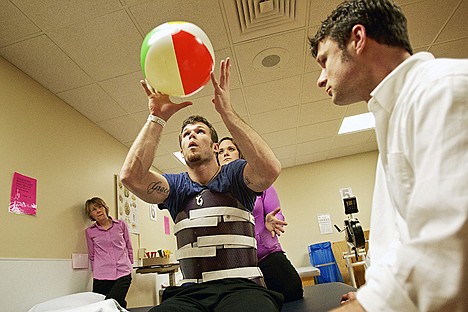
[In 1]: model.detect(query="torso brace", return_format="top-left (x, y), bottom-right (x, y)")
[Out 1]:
top-left (174, 189), bottom-right (264, 286)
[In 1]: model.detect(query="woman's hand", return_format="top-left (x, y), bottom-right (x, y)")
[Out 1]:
top-left (265, 207), bottom-right (288, 237)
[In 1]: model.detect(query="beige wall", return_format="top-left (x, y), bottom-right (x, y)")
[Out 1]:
top-left (0, 55), bottom-right (379, 310)
top-left (0, 56), bottom-right (176, 310)
top-left (274, 151), bottom-right (378, 268)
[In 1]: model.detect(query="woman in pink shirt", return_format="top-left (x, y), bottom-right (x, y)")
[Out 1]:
top-left (217, 138), bottom-right (303, 302)
top-left (85, 197), bottom-right (133, 308)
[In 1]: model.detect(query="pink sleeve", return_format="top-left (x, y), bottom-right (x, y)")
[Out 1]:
top-left (262, 186), bottom-right (284, 221)
top-left (85, 228), bottom-right (94, 270)
top-left (121, 221), bottom-right (134, 264)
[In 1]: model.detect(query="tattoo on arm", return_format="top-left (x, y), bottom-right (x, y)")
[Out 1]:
top-left (147, 181), bottom-right (169, 195)
top-left (244, 175), bottom-right (252, 186)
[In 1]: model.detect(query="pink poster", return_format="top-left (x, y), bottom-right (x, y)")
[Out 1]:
top-left (9, 172), bottom-right (37, 215)
top-left (164, 216), bottom-right (170, 235)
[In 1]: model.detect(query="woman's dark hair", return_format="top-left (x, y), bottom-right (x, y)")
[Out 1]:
top-left (217, 137), bottom-right (244, 165)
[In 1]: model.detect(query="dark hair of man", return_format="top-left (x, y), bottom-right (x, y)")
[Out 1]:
top-left (179, 115), bottom-right (219, 146)
top-left (309, 0), bottom-right (413, 58)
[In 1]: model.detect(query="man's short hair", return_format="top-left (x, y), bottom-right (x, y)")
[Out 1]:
top-left (179, 115), bottom-right (219, 146)
top-left (309, 0), bottom-right (413, 58)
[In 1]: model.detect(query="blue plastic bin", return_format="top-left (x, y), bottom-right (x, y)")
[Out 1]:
top-left (308, 241), bottom-right (343, 284)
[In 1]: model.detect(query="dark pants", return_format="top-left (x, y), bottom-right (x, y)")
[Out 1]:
top-left (93, 273), bottom-right (132, 308)
top-left (149, 278), bottom-right (283, 312)
top-left (259, 251), bottom-right (304, 302)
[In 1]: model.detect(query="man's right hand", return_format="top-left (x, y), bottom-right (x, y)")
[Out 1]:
top-left (141, 79), bottom-right (192, 121)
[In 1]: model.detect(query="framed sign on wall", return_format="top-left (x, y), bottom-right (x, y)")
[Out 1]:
top-left (115, 175), bottom-right (139, 234)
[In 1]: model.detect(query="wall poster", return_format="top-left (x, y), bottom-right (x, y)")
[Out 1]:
top-left (115, 175), bottom-right (139, 234)
top-left (9, 172), bottom-right (37, 215)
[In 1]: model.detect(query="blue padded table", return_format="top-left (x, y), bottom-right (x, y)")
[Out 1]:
top-left (128, 282), bottom-right (356, 312)
top-left (282, 282), bottom-right (356, 312)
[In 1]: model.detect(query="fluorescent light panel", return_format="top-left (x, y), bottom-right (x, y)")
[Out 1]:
top-left (173, 151), bottom-right (186, 165)
top-left (338, 112), bottom-right (375, 134)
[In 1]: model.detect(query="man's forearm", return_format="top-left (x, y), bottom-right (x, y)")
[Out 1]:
top-left (220, 110), bottom-right (281, 188)
top-left (120, 119), bottom-right (164, 200)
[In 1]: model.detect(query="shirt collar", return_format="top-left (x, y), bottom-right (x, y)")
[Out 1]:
top-left (369, 52), bottom-right (435, 113)
top-left (90, 216), bottom-right (117, 229)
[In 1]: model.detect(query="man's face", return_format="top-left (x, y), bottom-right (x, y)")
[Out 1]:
top-left (180, 122), bottom-right (216, 165)
top-left (218, 140), bottom-right (240, 165)
top-left (315, 38), bottom-right (363, 105)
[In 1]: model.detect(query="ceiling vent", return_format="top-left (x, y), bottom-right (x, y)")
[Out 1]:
top-left (222, 0), bottom-right (306, 43)
top-left (236, 0), bottom-right (297, 33)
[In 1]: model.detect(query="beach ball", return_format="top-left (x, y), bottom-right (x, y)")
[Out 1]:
top-left (140, 21), bottom-right (215, 97)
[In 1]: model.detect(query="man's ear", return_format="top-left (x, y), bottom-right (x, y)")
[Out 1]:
top-left (213, 143), bottom-right (219, 154)
top-left (351, 24), bottom-right (367, 55)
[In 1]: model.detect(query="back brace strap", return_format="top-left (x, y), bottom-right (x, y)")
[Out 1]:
top-left (174, 205), bottom-right (260, 282)
top-left (174, 206), bottom-right (255, 234)
top-left (179, 266), bottom-right (263, 284)
top-left (176, 234), bottom-right (257, 260)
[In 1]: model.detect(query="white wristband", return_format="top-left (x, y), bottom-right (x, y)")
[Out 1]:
top-left (147, 115), bottom-right (166, 127)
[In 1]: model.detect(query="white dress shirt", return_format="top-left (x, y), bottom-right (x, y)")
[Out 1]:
top-left (357, 52), bottom-right (468, 311)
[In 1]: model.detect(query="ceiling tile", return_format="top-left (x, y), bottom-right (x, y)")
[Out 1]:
top-left (0, 35), bottom-right (93, 93)
top-left (250, 106), bottom-right (299, 134)
top-left (0, 1), bottom-right (41, 47)
top-left (153, 153), bottom-right (184, 172)
top-left (159, 131), bottom-right (184, 155)
top-left (48, 10), bottom-right (142, 81)
top-left (402, 0), bottom-right (461, 49)
top-left (97, 114), bottom-right (142, 143)
top-left (333, 131), bottom-right (373, 148)
top-left (99, 71), bottom-right (148, 114)
top-left (279, 157), bottom-right (297, 169)
top-left (296, 137), bottom-right (334, 156)
top-left (3, 0), bottom-right (464, 173)
top-left (300, 99), bottom-right (346, 126)
top-left (297, 119), bottom-right (341, 143)
top-left (244, 75), bottom-right (302, 115)
top-left (429, 37), bottom-right (468, 59)
top-left (305, 27), bottom-right (321, 73)
top-left (57, 84), bottom-right (127, 123)
top-left (302, 71), bottom-right (330, 104)
top-left (130, 0), bottom-right (230, 50)
top-left (436, 0), bottom-right (468, 42)
top-left (272, 145), bottom-right (297, 160)
top-left (11, 0), bottom-right (122, 30)
top-left (362, 141), bottom-right (379, 153)
top-left (345, 101), bottom-right (369, 116)
top-left (234, 30), bottom-right (306, 86)
top-left (308, 0), bottom-right (343, 27)
top-left (261, 129), bottom-right (298, 149)
top-left (328, 144), bottom-right (365, 160)
top-left (295, 151), bottom-right (329, 165)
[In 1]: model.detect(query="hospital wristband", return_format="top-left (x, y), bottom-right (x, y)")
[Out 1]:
top-left (147, 114), bottom-right (166, 128)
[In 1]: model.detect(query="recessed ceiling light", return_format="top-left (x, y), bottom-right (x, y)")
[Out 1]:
top-left (262, 54), bottom-right (281, 67)
top-left (253, 47), bottom-right (289, 72)
top-left (173, 151), bottom-right (186, 165)
top-left (338, 112), bottom-right (375, 134)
